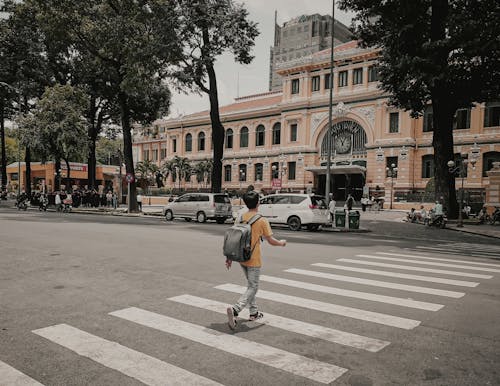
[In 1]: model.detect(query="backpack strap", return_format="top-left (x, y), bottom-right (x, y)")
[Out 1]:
top-left (246, 213), bottom-right (262, 226)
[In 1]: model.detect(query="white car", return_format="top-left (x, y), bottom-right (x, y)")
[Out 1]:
top-left (236, 193), bottom-right (328, 231)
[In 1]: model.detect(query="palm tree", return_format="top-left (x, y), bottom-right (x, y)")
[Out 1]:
top-left (162, 155), bottom-right (191, 192)
top-left (135, 159), bottom-right (159, 198)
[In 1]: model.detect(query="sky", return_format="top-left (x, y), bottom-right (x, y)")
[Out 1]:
top-left (169, 0), bottom-right (355, 118)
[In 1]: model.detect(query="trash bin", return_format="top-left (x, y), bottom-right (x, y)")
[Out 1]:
top-left (348, 210), bottom-right (360, 229)
top-left (335, 210), bottom-right (346, 227)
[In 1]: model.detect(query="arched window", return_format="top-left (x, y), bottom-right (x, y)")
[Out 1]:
top-left (256, 125), bottom-right (265, 147)
top-left (240, 127), bottom-right (249, 148)
top-left (484, 102), bottom-right (500, 128)
top-left (198, 132), bottom-right (205, 151)
top-left (224, 165), bottom-right (232, 182)
top-left (185, 133), bottom-right (192, 152)
top-left (239, 164), bottom-right (247, 182)
top-left (254, 163), bottom-right (263, 181)
top-left (225, 128), bottom-right (233, 149)
top-left (272, 122), bottom-right (281, 145)
top-left (483, 151), bottom-right (500, 177)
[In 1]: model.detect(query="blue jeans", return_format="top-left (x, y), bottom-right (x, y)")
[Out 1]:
top-left (233, 265), bottom-right (260, 315)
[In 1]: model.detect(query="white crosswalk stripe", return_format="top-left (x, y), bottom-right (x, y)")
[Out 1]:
top-left (0, 360), bottom-right (44, 386)
top-left (339, 258), bottom-right (493, 279)
top-left (33, 324), bottom-right (222, 386)
top-left (311, 263), bottom-right (479, 287)
top-left (110, 307), bottom-right (347, 384)
top-left (378, 252), bottom-right (500, 267)
top-left (260, 274), bottom-right (444, 310)
top-left (168, 294), bottom-right (390, 352)
top-left (356, 254), bottom-right (500, 273)
top-left (215, 283), bottom-right (421, 330)
top-left (415, 245), bottom-right (500, 259)
top-left (286, 268), bottom-right (467, 297)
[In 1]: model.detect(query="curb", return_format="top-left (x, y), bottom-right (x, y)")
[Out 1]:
top-left (445, 226), bottom-right (500, 240)
top-left (322, 227), bottom-right (371, 233)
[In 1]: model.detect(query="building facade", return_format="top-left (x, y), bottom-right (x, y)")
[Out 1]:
top-left (269, 13), bottom-right (352, 91)
top-left (133, 41), bottom-right (500, 207)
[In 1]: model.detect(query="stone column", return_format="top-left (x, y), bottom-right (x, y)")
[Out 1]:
top-left (486, 162), bottom-right (500, 207)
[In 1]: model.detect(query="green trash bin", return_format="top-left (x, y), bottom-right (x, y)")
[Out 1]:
top-left (335, 210), bottom-right (346, 227)
top-left (348, 211), bottom-right (360, 229)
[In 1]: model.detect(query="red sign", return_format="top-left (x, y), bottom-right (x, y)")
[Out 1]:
top-left (272, 178), bottom-right (282, 188)
top-left (126, 173), bottom-right (134, 183)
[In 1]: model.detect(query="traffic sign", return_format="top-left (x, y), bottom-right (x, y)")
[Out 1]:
top-left (125, 173), bottom-right (134, 183)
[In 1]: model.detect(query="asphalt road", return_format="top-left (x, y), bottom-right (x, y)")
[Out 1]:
top-left (1, 207), bottom-right (500, 386)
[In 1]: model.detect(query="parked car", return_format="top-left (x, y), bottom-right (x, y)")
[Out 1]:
top-left (236, 193), bottom-right (328, 231)
top-left (163, 193), bottom-right (232, 223)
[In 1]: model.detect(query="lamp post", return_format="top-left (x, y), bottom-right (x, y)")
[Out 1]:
top-left (325, 0), bottom-right (335, 206)
top-left (448, 155), bottom-right (475, 228)
top-left (386, 163), bottom-right (398, 210)
top-left (239, 168), bottom-right (245, 204)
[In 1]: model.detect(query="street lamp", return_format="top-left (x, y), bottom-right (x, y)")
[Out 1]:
top-left (448, 155), bottom-right (476, 228)
top-left (386, 163), bottom-right (398, 210)
top-left (239, 168), bottom-right (245, 204)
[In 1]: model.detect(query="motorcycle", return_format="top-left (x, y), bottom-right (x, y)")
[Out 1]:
top-left (426, 211), bottom-right (447, 228)
top-left (38, 195), bottom-right (49, 211)
top-left (15, 196), bottom-right (28, 211)
top-left (62, 197), bottom-right (72, 213)
top-left (488, 207), bottom-right (500, 225)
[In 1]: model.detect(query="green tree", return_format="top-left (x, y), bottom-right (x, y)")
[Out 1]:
top-left (21, 84), bottom-right (88, 192)
top-left (35, 0), bottom-right (181, 211)
top-left (172, 0), bottom-right (258, 193)
top-left (0, 0), bottom-right (51, 194)
top-left (96, 137), bottom-right (123, 166)
top-left (162, 155), bottom-right (191, 192)
top-left (193, 158), bottom-right (213, 189)
top-left (339, 0), bottom-right (500, 217)
top-left (135, 159), bottom-right (160, 194)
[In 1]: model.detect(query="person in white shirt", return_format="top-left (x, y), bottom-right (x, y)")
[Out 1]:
top-left (328, 195), bottom-right (336, 227)
top-left (136, 193), bottom-right (143, 211)
top-left (55, 192), bottom-right (62, 212)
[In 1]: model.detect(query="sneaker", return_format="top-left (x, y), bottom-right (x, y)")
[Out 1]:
top-left (248, 311), bottom-right (264, 321)
top-left (227, 307), bottom-right (237, 330)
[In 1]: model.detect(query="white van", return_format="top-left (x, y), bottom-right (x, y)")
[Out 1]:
top-left (163, 193), bottom-right (232, 223)
top-left (236, 193), bottom-right (328, 231)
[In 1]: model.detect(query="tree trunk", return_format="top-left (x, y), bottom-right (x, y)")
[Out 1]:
top-left (0, 98), bottom-right (7, 192)
top-left (86, 96), bottom-right (103, 190)
top-left (25, 147), bottom-right (31, 196)
top-left (118, 91), bottom-right (137, 212)
top-left (55, 159), bottom-right (61, 191)
top-left (64, 158), bottom-right (71, 193)
top-left (430, 0), bottom-right (458, 218)
top-left (206, 62), bottom-right (224, 193)
top-left (431, 98), bottom-right (458, 217)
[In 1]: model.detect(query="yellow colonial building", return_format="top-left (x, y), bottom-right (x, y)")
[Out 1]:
top-left (132, 41), bottom-right (500, 206)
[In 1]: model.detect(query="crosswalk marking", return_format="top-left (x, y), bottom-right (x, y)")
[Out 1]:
top-left (311, 263), bottom-right (478, 288)
top-left (415, 246), bottom-right (500, 258)
top-left (340, 259), bottom-right (493, 279)
top-left (32, 324), bottom-right (222, 386)
top-left (168, 294), bottom-right (390, 353)
top-left (285, 268), bottom-right (466, 298)
top-left (356, 254), bottom-right (500, 273)
top-left (110, 307), bottom-right (347, 384)
top-left (378, 252), bottom-right (500, 267)
top-left (260, 275), bottom-right (444, 311)
top-left (215, 284), bottom-right (421, 330)
top-left (0, 360), bottom-right (44, 386)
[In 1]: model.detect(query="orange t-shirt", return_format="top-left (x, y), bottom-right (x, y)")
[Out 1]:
top-left (240, 211), bottom-right (273, 268)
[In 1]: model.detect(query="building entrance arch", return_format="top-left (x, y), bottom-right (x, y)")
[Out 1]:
top-left (313, 120), bottom-right (368, 201)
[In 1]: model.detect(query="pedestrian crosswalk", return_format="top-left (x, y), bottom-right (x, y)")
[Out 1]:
top-left (3, 248), bottom-right (500, 385)
top-left (412, 242), bottom-right (500, 259)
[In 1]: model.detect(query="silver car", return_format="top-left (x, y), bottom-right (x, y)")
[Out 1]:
top-left (163, 193), bottom-right (232, 224)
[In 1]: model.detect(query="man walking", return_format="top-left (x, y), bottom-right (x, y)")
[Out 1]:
top-left (226, 190), bottom-right (286, 330)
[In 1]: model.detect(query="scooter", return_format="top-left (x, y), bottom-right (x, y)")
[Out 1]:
top-left (16, 197), bottom-right (28, 211)
top-left (489, 207), bottom-right (500, 225)
top-left (426, 211), bottom-right (447, 228)
top-left (38, 195), bottom-right (48, 211)
top-left (62, 197), bottom-right (72, 213)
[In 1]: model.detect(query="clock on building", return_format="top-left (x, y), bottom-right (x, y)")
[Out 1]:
top-left (335, 134), bottom-right (351, 154)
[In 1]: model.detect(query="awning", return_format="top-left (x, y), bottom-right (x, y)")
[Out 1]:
top-left (305, 164), bottom-right (366, 175)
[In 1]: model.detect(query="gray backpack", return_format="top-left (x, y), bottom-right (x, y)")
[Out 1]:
top-left (223, 214), bottom-right (262, 262)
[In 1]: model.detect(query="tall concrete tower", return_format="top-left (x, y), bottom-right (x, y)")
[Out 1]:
top-left (269, 13), bottom-right (352, 91)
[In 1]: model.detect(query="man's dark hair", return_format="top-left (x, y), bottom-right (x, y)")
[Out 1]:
top-left (243, 190), bottom-right (259, 209)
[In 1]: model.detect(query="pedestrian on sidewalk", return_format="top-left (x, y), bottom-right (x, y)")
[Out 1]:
top-left (225, 190), bottom-right (286, 330)
top-left (106, 191), bottom-right (112, 207)
top-left (328, 194), bottom-right (336, 228)
top-left (112, 192), bottom-right (118, 209)
top-left (137, 192), bottom-right (143, 211)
